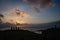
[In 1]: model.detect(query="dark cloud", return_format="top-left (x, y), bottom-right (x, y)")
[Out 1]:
top-left (38, 0), bottom-right (55, 8)
top-left (46, 2), bottom-right (55, 8)
top-left (38, 0), bottom-right (51, 6)
top-left (0, 14), bottom-right (4, 17)
top-left (23, 0), bottom-right (55, 13)
top-left (23, 0), bottom-right (36, 3)
top-left (0, 14), bottom-right (4, 20)
top-left (31, 6), bottom-right (41, 13)
top-left (0, 14), bottom-right (4, 23)
top-left (23, 0), bottom-right (55, 8)
top-left (12, 8), bottom-right (20, 15)
top-left (0, 18), bottom-right (2, 23)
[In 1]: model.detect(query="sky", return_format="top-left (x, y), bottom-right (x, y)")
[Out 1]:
top-left (0, 0), bottom-right (60, 24)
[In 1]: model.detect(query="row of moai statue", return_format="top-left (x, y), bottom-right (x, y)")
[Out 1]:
top-left (11, 27), bottom-right (21, 30)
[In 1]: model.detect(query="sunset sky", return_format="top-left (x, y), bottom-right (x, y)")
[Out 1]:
top-left (0, 0), bottom-right (60, 24)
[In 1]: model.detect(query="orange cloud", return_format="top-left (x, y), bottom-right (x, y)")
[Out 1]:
top-left (21, 12), bottom-right (29, 18)
top-left (12, 8), bottom-right (30, 17)
top-left (1, 8), bottom-right (30, 24)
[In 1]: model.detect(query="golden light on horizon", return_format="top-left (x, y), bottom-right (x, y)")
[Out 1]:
top-left (9, 19), bottom-right (27, 24)
top-left (16, 20), bottom-right (26, 24)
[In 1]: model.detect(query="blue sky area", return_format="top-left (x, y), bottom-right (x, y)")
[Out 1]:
top-left (0, 0), bottom-right (60, 24)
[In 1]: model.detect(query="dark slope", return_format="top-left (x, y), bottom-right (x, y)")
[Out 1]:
top-left (42, 28), bottom-right (60, 40)
top-left (0, 28), bottom-right (60, 40)
top-left (0, 30), bottom-right (42, 40)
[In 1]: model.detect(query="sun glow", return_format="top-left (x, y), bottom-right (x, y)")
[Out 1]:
top-left (16, 20), bottom-right (26, 24)
top-left (2, 8), bottom-right (30, 24)
top-left (9, 19), bottom-right (27, 24)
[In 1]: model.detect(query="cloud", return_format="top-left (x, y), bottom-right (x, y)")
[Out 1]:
top-left (0, 14), bottom-right (4, 22)
top-left (46, 2), bottom-right (55, 8)
top-left (12, 8), bottom-right (29, 18)
top-left (38, 0), bottom-right (51, 6)
top-left (0, 14), bottom-right (4, 18)
top-left (12, 8), bottom-right (20, 15)
top-left (0, 7), bottom-right (30, 25)
top-left (0, 14), bottom-right (4, 20)
top-left (23, 0), bottom-right (55, 13)
top-left (21, 12), bottom-right (29, 18)
top-left (38, 0), bottom-right (55, 8)
top-left (31, 5), bottom-right (41, 13)
top-left (23, 0), bottom-right (36, 3)
top-left (23, 0), bottom-right (55, 8)
top-left (9, 20), bottom-right (17, 24)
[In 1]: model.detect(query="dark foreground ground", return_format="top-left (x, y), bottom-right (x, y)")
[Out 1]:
top-left (0, 28), bottom-right (60, 40)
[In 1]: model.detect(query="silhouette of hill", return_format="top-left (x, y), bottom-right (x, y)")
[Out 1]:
top-left (42, 28), bottom-right (60, 40)
top-left (0, 30), bottom-right (42, 40)
top-left (0, 28), bottom-right (60, 40)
